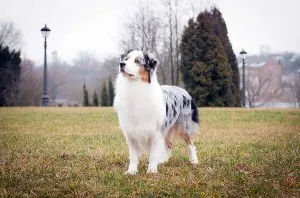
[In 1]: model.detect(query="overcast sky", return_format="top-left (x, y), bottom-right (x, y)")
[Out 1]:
top-left (1, 0), bottom-right (300, 65)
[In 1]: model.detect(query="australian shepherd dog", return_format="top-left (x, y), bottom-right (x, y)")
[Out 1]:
top-left (114, 50), bottom-right (199, 174)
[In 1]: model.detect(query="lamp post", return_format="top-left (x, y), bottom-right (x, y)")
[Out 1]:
top-left (41, 24), bottom-right (51, 106)
top-left (239, 49), bottom-right (247, 108)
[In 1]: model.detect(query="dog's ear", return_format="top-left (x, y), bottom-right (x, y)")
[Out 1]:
top-left (143, 51), bottom-right (158, 83)
top-left (143, 51), bottom-right (158, 70)
top-left (149, 58), bottom-right (158, 70)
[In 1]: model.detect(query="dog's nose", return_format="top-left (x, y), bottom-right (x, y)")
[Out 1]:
top-left (120, 62), bottom-right (126, 68)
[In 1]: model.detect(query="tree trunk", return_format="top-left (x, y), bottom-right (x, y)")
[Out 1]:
top-left (168, 0), bottom-right (174, 85)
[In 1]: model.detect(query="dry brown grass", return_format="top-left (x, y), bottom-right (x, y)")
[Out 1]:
top-left (0, 107), bottom-right (299, 197)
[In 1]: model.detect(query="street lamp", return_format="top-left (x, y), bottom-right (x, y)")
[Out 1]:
top-left (41, 24), bottom-right (51, 106)
top-left (239, 49), bottom-right (247, 108)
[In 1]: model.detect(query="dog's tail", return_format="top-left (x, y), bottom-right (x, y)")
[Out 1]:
top-left (184, 98), bottom-right (199, 137)
top-left (191, 99), bottom-right (199, 124)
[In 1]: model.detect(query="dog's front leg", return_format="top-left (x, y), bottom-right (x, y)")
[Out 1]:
top-left (147, 134), bottom-right (165, 174)
top-left (125, 137), bottom-right (139, 175)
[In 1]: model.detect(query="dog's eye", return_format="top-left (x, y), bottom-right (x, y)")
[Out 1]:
top-left (135, 59), bottom-right (141, 64)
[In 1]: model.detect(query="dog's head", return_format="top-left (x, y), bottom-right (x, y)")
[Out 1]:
top-left (119, 50), bottom-right (158, 83)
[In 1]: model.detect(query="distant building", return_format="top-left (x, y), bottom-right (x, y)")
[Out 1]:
top-left (239, 59), bottom-right (297, 108)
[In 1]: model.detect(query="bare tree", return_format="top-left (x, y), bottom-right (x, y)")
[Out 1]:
top-left (163, 0), bottom-right (175, 85)
top-left (0, 21), bottom-right (22, 50)
top-left (245, 71), bottom-right (283, 107)
top-left (158, 31), bottom-right (169, 84)
top-left (17, 59), bottom-right (42, 106)
top-left (292, 75), bottom-right (300, 108)
top-left (73, 51), bottom-right (102, 88)
top-left (174, 0), bottom-right (180, 85)
top-left (185, 0), bottom-right (208, 19)
top-left (48, 51), bottom-right (70, 102)
top-left (120, 0), bottom-right (205, 85)
top-left (100, 56), bottom-right (119, 78)
top-left (121, 1), bottom-right (174, 84)
top-left (246, 75), bottom-right (270, 107)
top-left (121, 1), bottom-right (160, 52)
top-left (73, 51), bottom-right (100, 69)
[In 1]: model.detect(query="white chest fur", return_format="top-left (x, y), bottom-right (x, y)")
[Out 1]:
top-left (114, 74), bottom-right (165, 134)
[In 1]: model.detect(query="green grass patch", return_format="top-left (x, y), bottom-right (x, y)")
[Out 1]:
top-left (0, 107), bottom-right (299, 197)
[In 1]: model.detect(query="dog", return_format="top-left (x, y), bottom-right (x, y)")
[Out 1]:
top-left (114, 50), bottom-right (199, 174)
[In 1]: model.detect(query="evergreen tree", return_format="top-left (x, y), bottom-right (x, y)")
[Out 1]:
top-left (101, 81), bottom-right (109, 107)
top-left (83, 83), bottom-right (89, 106)
top-left (181, 10), bottom-right (233, 107)
top-left (210, 7), bottom-right (241, 106)
top-left (93, 91), bottom-right (99, 106)
top-left (0, 44), bottom-right (21, 106)
top-left (108, 77), bottom-right (114, 106)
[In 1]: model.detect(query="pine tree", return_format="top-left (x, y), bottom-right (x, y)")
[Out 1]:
top-left (83, 83), bottom-right (89, 106)
top-left (210, 7), bottom-right (241, 106)
top-left (0, 44), bottom-right (21, 106)
top-left (101, 81), bottom-right (109, 107)
top-left (181, 19), bottom-right (197, 90)
top-left (108, 77), bottom-right (114, 106)
top-left (93, 91), bottom-right (99, 106)
top-left (181, 10), bottom-right (233, 107)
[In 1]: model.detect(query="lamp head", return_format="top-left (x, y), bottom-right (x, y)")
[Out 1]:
top-left (41, 24), bottom-right (51, 38)
top-left (239, 49), bottom-right (247, 59)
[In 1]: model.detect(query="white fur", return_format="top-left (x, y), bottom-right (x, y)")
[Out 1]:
top-left (188, 144), bottom-right (198, 164)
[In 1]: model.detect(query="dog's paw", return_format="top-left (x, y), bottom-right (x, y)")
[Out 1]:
top-left (190, 159), bottom-right (199, 165)
top-left (124, 169), bottom-right (138, 175)
top-left (147, 167), bottom-right (158, 174)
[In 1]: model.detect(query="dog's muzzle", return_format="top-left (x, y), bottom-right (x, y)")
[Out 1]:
top-left (119, 62), bottom-right (135, 78)
top-left (120, 62), bottom-right (126, 72)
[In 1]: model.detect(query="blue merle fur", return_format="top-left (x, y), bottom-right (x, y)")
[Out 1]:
top-left (161, 85), bottom-right (199, 136)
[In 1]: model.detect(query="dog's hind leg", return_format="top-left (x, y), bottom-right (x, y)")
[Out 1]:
top-left (165, 129), bottom-right (173, 149)
top-left (179, 128), bottom-right (199, 165)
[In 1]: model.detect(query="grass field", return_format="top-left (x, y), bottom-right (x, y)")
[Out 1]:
top-left (0, 107), bottom-right (299, 197)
